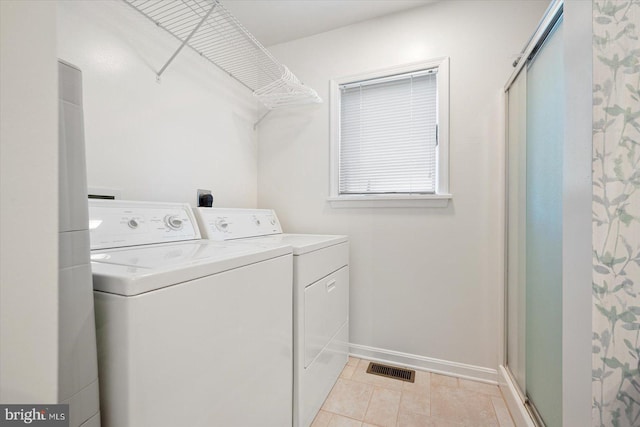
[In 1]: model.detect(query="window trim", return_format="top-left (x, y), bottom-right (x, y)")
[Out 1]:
top-left (328, 57), bottom-right (451, 208)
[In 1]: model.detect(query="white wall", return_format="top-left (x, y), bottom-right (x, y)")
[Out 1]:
top-left (258, 0), bottom-right (549, 377)
top-left (57, 1), bottom-right (259, 207)
top-left (0, 1), bottom-right (59, 403)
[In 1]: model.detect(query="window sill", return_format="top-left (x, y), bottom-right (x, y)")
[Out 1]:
top-left (327, 194), bottom-right (452, 208)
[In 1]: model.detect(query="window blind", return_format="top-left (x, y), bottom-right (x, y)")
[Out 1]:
top-left (339, 69), bottom-right (438, 194)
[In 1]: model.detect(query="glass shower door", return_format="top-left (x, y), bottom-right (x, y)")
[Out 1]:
top-left (524, 16), bottom-right (564, 427)
top-left (505, 14), bottom-right (564, 427)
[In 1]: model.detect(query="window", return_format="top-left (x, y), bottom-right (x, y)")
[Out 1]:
top-left (329, 58), bottom-right (450, 208)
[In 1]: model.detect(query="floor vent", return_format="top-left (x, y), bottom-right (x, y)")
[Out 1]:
top-left (366, 362), bottom-right (415, 383)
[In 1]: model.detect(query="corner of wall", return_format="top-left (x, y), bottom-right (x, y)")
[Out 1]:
top-left (0, 0), bottom-right (60, 403)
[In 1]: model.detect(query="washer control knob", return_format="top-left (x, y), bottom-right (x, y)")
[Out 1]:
top-left (215, 218), bottom-right (229, 232)
top-left (164, 215), bottom-right (183, 230)
top-left (253, 216), bottom-right (261, 226)
top-left (269, 216), bottom-right (276, 225)
top-left (128, 219), bottom-right (139, 229)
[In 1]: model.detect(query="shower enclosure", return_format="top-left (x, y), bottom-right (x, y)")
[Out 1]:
top-left (504, 1), bottom-right (564, 425)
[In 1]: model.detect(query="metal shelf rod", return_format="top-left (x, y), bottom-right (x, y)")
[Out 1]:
top-left (157, 1), bottom-right (217, 79)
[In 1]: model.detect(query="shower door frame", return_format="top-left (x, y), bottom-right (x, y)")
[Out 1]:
top-left (501, 1), bottom-right (592, 426)
top-left (502, 1), bottom-right (564, 426)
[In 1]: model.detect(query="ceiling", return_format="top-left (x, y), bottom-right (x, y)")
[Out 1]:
top-left (222, 0), bottom-right (436, 46)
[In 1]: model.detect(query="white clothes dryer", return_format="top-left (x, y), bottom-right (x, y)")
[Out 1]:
top-left (193, 208), bottom-right (349, 427)
top-left (88, 200), bottom-right (293, 427)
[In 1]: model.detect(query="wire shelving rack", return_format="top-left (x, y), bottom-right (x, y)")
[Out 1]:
top-left (124, 0), bottom-right (322, 113)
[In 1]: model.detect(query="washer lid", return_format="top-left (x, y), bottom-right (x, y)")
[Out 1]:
top-left (91, 240), bottom-right (292, 296)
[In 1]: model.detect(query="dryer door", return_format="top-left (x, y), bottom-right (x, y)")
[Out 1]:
top-left (304, 266), bottom-right (349, 368)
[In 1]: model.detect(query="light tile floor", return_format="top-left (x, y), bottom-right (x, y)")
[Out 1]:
top-left (312, 357), bottom-right (515, 427)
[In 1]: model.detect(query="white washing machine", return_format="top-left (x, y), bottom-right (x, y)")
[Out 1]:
top-left (193, 208), bottom-right (349, 427)
top-left (88, 200), bottom-right (293, 427)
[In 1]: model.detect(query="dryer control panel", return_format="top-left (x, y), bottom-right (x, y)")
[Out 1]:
top-left (89, 200), bottom-right (200, 250)
top-left (193, 208), bottom-right (282, 241)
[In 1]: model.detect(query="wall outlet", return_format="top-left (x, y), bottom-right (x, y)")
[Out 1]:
top-left (197, 189), bottom-right (213, 207)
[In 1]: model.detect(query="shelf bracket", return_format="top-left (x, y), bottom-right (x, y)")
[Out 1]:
top-left (156, 1), bottom-right (217, 82)
top-left (254, 110), bottom-right (272, 130)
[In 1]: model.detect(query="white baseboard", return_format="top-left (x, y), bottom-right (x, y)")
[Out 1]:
top-left (349, 343), bottom-right (498, 384)
top-left (498, 365), bottom-right (535, 427)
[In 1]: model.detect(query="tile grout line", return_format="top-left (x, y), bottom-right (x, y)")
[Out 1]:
top-left (429, 375), bottom-right (433, 418)
top-left (328, 411), bottom-right (367, 425)
top-left (394, 388), bottom-right (403, 427)
top-left (361, 380), bottom-right (376, 425)
top-left (489, 397), bottom-right (502, 426)
top-left (497, 387), bottom-right (517, 426)
top-left (490, 395), bottom-right (514, 427)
